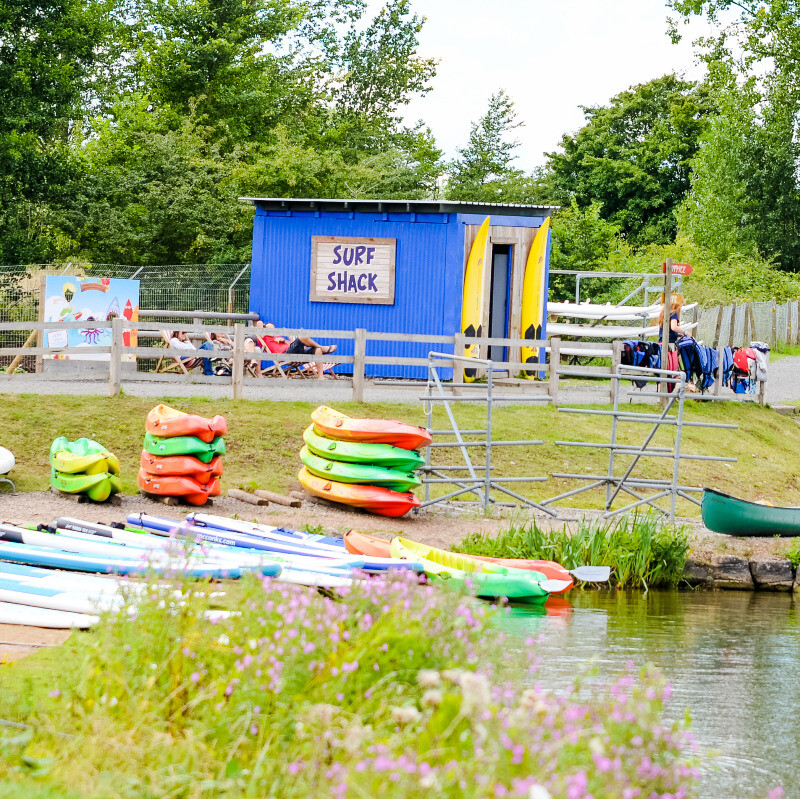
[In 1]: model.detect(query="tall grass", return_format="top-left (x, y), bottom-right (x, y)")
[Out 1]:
top-left (0, 572), bottom-right (698, 798)
top-left (455, 515), bottom-right (690, 589)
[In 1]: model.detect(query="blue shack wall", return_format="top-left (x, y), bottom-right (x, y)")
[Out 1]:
top-left (248, 207), bottom-right (548, 379)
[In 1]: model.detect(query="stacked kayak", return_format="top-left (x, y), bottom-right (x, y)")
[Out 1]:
top-left (298, 406), bottom-right (430, 517)
top-left (50, 437), bottom-right (121, 502)
top-left (139, 404), bottom-right (225, 505)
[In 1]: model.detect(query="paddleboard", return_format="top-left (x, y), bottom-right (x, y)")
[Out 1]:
top-left (0, 577), bottom-right (119, 615)
top-left (0, 601), bottom-right (98, 629)
top-left (461, 216), bottom-right (491, 381)
top-left (520, 217), bottom-right (551, 378)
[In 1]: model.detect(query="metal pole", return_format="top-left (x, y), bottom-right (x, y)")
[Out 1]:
top-left (659, 259), bottom-right (673, 402)
top-left (605, 366), bottom-right (621, 510)
top-left (485, 364), bottom-right (493, 511)
top-left (670, 379), bottom-right (686, 522)
top-left (424, 359), bottom-right (433, 504)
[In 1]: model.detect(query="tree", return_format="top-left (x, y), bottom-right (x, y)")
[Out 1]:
top-left (446, 90), bottom-right (540, 202)
top-left (544, 75), bottom-right (715, 247)
top-left (0, 0), bottom-right (109, 262)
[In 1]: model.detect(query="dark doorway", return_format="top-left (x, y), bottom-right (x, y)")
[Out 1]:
top-left (488, 245), bottom-right (511, 363)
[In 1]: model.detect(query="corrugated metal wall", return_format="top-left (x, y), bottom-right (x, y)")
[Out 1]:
top-left (248, 207), bottom-right (546, 378)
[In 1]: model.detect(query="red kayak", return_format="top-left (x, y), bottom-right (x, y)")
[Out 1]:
top-left (139, 451), bottom-right (224, 484)
top-left (298, 468), bottom-right (420, 517)
top-left (145, 404), bottom-right (227, 443)
top-left (344, 529), bottom-right (574, 592)
top-left (311, 406), bottom-right (431, 451)
top-left (137, 469), bottom-right (221, 506)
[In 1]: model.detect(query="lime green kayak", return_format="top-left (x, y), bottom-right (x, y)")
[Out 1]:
top-left (49, 436), bottom-right (120, 476)
top-left (303, 425), bottom-right (425, 471)
top-left (390, 537), bottom-right (553, 604)
top-left (50, 468), bottom-right (122, 502)
top-left (299, 445), bottom-right (421, 492)
top-left (143, 432), bottom-right (226, 462)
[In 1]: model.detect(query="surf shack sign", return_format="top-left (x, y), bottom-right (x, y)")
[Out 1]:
top-left (310, 236), bottom-right (396, 304)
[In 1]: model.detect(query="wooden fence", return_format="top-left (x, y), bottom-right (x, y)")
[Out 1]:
top-left (0, 320), bottom-right (624, 404)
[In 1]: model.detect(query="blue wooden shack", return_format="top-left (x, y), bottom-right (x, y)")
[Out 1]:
top-left (243, 197), bottom-right (555, 378)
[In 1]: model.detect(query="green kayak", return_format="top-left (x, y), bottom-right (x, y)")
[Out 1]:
top-left (390, 537), bottom-right (556, 605)
top-left (303, 425), bottom-right (425, 471)
top-left (143, 432), bottom-right (226, 462)
top-left (49, 436), bottom-right (120, 476)
top-left (51, 468), bottom-right (122, 502)
top-left (702, 487), bottom-right (800, 537)
top-left (299, 445), bottom-right (421, 492)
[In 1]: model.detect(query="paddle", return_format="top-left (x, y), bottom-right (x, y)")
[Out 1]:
top-left (569, 566), bottom-right (611, 582)
top-left (541, 579), bottom-right (573, 594)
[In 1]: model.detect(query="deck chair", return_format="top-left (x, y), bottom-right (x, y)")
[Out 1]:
top-left (293, 362), bottom-right (338, 379)
top-left (155, 331), bottom-right (202, 374)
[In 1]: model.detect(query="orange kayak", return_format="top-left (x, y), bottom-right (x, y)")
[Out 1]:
top-left (344, 530), bottom-right (574, 592)
top-left (139, 451), bottom-right (224, 484)
top-left (298, 468), bottom-right (420, 517)
top-left (145, 404), bottom-right (227, 443)
top-left (137, 469), bottom-right (221, 506)
top-left (311, 406), bottom-right (431, 451)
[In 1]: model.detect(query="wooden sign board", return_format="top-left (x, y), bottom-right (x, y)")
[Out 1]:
top-left (310, 236), bottom-right (396, 304)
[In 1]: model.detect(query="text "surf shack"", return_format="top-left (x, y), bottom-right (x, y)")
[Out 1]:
top-left (311, 236), bottom-right (396, 305)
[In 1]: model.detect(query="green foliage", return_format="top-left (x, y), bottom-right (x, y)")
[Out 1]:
top-left (785, 539), bottom-right (800, 570)
top-left (545, 75), bottom-right (716, 247)
top-left (446, 90), bottom-right (542, 203)
top-left (0, 574), bottom-right (698, 797)
top-left (455, 515), bottom-right (691, 589)
top-left (548, 200), bottom-right (628, 301)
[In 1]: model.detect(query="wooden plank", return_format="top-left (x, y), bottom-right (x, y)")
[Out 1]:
top-left (548, 337), bottom-right (561, 406)
top-left (232, 323), bottom-right (245, 400)
top-left (713, 302), bottom-right (724, 347)
top-left (4, 330), bottom-right (36, 374)
top-left (109, 318), bottom-right (122, 396)
top-left (352, 328), bottom-right (366, 402)
top-left (771, 299), bottom-right (777, 348)
top-left (366, 332), bottom-right (455, 344)
top-left (254, 490), bottom-right (301, 507)
top-left (228, 488), bottom-right (268, 505)
top-left (0, 346), bottom-right (111, 356)
top-left (0, 320), bottom-right (113, 331)
top-left (729, 301), bottom-right (737, 347)
top-left (36, 274), bottom-right (45, 374)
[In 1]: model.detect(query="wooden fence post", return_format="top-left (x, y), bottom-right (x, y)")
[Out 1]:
top-left (232, 323), bottom-right (245, 400)
top-left (729, 301), bottom-right (737, 347)
top-left (771, 299), bottom-right (777, 348)
top-left (715, 346), bottom-right (724, 396)
top-left (713, 302), bottom-right (724, 348)
top-left (453, 332), bottom-right (465, 394)
top-left (610, 340), bottom-right (622, 404)
top-left (743, 301), bottom-right (751, 345)
top-left (352, 328), bottom-right (366, 402)
top-left (549, 337), bottom-right (561, 407)
top-left (109, 318), bottom-right (122, 396)
top-left (787, 300), bottom-right (792, 346)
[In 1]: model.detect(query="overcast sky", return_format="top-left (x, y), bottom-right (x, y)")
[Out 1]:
top-left (391, 0), bottom-right (713, 170)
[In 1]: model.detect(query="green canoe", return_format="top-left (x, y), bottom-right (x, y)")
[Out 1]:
top-left (300, 446), bottom-right (421, 492)
top-left (51, 468), bottom-right (122, 502)
top-left (49, 436), bottom-right (120, 476)
top-left (702, 487), bottom-right (800, 537)
top-left (143, 432), bottom-right (226, 462)
top-left (303, 425), bottom-right (425, 471)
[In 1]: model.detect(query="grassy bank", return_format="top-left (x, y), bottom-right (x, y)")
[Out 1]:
top-left (3, 393), bottom-right (799, 516)
top-left (0, 574), bottom-right (698, 798)
top-left (455, 516), bottom-right (690, 589)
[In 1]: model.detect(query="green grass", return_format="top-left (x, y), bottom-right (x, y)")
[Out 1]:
top-left (454, 515), bottom-right (690, 589)
top-left (0, 574), bottom-right (698, 798)
top-left (2, 393), bottom-right (800, 516)
top-left (769, 341), bottom-right (800, 361)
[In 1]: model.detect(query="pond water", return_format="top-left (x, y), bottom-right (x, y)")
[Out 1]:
top-left (493, 589), bottom-right (800, 799)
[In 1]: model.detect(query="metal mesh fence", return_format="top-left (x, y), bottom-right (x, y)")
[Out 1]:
top-left (696, 300), bottom-right (800, 348)
top-left (0, 262), bottom-right (250, 370)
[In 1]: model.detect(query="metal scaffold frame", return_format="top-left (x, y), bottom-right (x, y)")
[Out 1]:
top-left (417, 352), bottom-right (556, 515)
top-left (540, 364), bottom-right (738, 522)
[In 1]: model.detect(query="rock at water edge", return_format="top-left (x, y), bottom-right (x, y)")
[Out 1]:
top-left (711, 555), bottom-right (754, 589)
top-left (749, 557), bottom-right (794, 591)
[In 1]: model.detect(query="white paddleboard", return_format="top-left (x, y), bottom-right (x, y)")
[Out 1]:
top-left (0, 600), bottom-right (98, 629)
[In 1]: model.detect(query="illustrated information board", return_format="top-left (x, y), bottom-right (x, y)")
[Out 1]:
top-left (310, 236), bottom-right (396, 304)
top-left (43, 275), bottom-right (140, 361)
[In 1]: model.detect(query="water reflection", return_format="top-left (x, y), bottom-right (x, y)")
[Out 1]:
top-left (493, 590), bottom-right (799, 799)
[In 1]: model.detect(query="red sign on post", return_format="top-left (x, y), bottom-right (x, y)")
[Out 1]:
top-left (671, 263), bottom-right (693, 275)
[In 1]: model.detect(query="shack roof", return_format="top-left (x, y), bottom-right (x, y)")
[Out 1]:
top-left (239, 197), bottom-right (557, 217)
